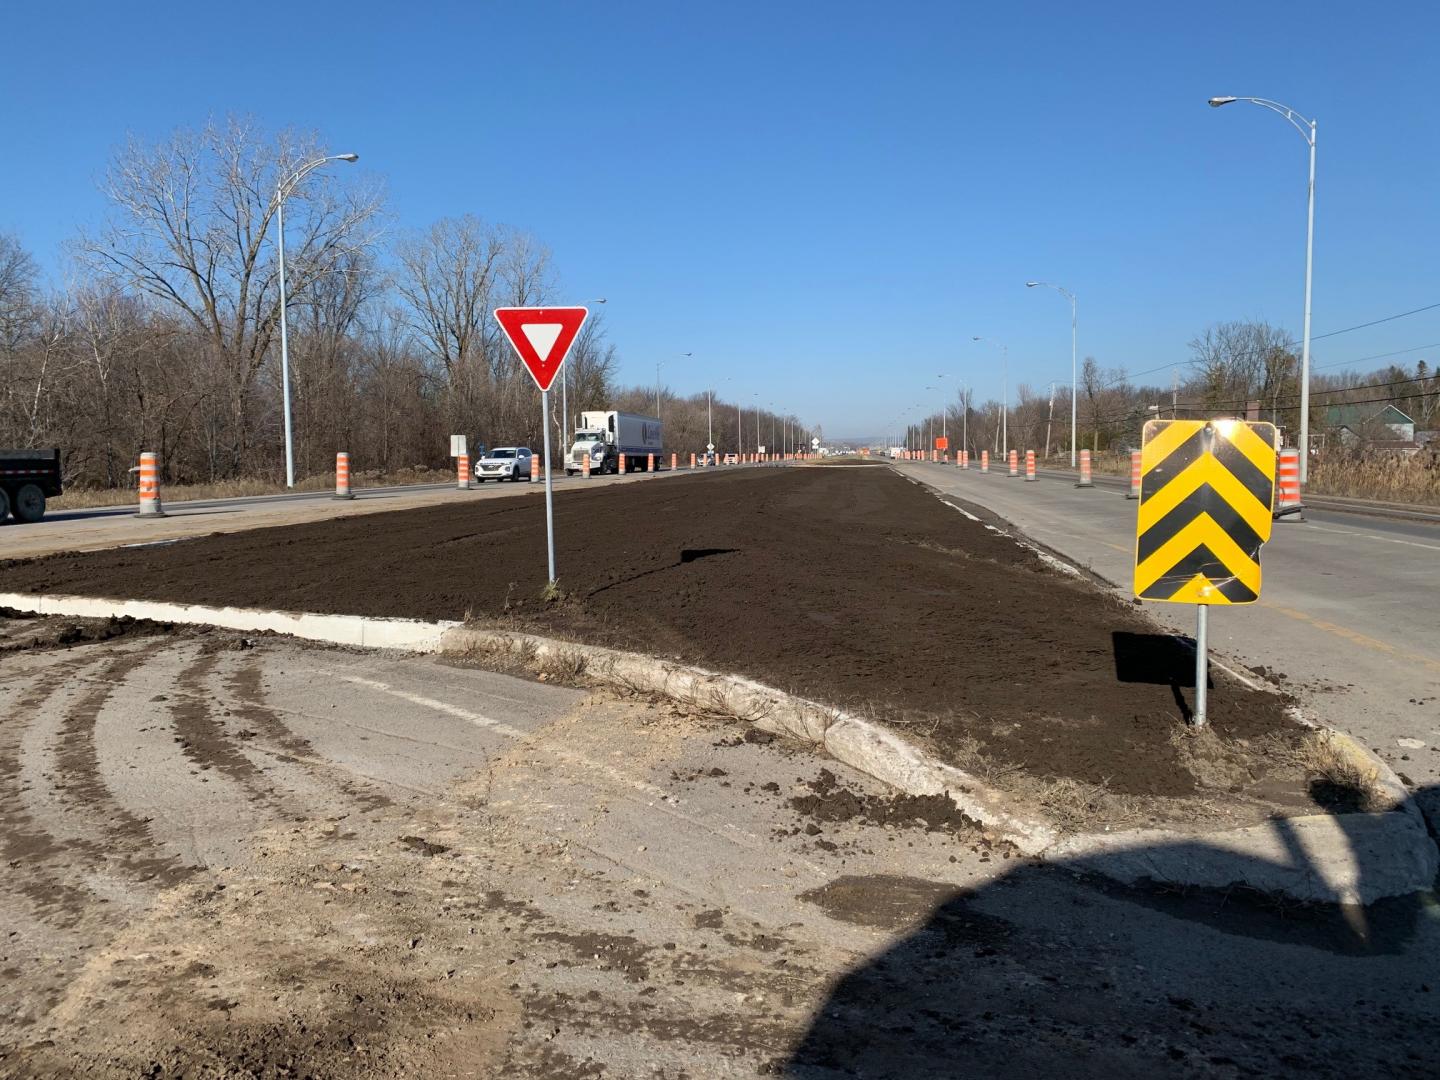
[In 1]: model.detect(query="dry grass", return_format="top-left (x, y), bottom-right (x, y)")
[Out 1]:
top-left (51, 466), bottom-right (455, 511)
top-left (1258, 729), bottom-right (1387, 813)
top-left (1306, 456), bottom-right (1440, 506)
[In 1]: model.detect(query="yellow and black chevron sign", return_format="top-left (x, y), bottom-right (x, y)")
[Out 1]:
top-left (1133, 419), bottom-right (1277, 605)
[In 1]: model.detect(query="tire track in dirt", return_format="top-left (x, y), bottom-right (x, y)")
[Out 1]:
top-left (223, 652), bottom-right (393, 814)
top-left (49, 650), bottom-right (193, 894)
top-left (0, 652), bottom-right (115, 926)
top-left (169, 645), bottom-right (298, 815)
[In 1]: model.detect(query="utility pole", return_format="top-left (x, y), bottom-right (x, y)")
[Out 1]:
top-left (1047, 382), bottom-right (1056, 459)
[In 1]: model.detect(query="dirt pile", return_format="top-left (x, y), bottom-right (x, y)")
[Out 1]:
top-left (2, 467), bottom-right (1303, 799)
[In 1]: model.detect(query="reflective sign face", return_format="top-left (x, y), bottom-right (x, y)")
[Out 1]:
top-left (1133, 419), bottom-right (1277, 605)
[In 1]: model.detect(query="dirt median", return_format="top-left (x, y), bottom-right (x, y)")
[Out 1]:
top-left (2, 467), bottom-right (1306, 806)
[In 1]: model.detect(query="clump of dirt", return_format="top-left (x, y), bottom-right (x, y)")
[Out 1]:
top-left (0, 610), bottom-right (174, 653)
top-left (788, 769), bottom-right (982, 833)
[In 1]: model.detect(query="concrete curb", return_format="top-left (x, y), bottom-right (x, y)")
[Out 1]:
top-left (0, 591), bottom-right (458, 651)
top-left (2, 591), bottom-right (1433, 901)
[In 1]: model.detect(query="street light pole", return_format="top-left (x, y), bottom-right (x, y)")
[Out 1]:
top-left (971, 337), bottom-right (1009, 456)
top-left (1209, 95), bottom-right (1317, 483)
top-left (274, 152), bottom-right (359, 488)
top-left (1025, 281), bottom-right (1077, 466)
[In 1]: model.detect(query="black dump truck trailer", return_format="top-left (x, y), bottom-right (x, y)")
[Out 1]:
top-left (0, 448), bottom-right (62, 523)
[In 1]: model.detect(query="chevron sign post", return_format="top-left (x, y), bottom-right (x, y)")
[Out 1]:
top-left (1132, 418), bottom-right (1277, 726)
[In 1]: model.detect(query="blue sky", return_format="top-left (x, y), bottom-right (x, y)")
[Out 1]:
top-left (3, 1), bottom-right (1438, 437)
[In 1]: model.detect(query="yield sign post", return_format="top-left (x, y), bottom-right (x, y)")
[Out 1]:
top-left (493, 307), bottom-right (590, 585)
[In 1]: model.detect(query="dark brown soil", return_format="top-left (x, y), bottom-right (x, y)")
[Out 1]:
top-left (1, 467), bottom-right (1299, 796)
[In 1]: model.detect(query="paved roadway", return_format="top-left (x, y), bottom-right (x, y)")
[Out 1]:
top-left (4, 618), bottom-right (1438, 1076)
top-left (898, 460), bottom-right (1440, 820)
top-left (2, 463), bottom-right (766, 560)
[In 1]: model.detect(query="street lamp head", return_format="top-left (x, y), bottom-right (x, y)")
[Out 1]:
top-left (335, 152), bottom-right (360, 162)
top-left (1207, 97), bottom-right (1237, 108)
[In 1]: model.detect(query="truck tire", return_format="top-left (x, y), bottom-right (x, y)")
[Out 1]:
top-left (0, 487), bottom-right (10, 523)
top-left (12, 483), bottom-right (45, 524)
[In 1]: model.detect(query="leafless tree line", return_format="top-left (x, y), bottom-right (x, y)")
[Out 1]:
top-left (0, 118), bottom-right (634, 488)
top-left (902, 319), bottom-right (1437, 457)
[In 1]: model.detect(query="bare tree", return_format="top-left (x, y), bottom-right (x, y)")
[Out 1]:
top-left (0, 232), bottom-right (39, 353)
top-left (78, 117), bottom-right (383, 475)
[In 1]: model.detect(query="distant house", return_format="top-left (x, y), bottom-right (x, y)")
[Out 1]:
top-left (1323, 403), bottom-right (1416, 447)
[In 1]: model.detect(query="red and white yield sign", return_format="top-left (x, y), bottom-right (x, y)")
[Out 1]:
top-left (493, 307), bottom-right (589, 392)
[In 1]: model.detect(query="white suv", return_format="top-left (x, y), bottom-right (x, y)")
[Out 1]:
top-left (476, 447), bottom-right (533, 482)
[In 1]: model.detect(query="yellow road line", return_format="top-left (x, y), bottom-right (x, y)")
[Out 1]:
top-left (1265, 605), bottom-right (1440, 674)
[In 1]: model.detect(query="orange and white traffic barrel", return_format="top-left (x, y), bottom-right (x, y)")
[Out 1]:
top-left (1076, 449), bottom-right (1093, 488)
top-left (457, 454), bottom-right (471, 490)
top-left (690, 452), bottom-right (696, 468)
top-left (136, 452), bottom-right (165, 517)
top-left (334, 452), bottom-right (354, 500)
top-left (1274, 447), bottom-right (1304, 520)
top-left (980, 450), bottom-right (989, 473)
top-left (1008, 449), bottom-right (1019, 477)
top-left (1126, 450), bottom-right (1141, 500)
top-left (530, 453), bottom-right (540, 482)
top-left (671, 452), bottom-right (677, 470)
top-left (647, 452), bottom-right (654, 472)
top-left (1024, 449), bottom-right (1037, 482)
top-left (582, 454), bottom-right (591, 479)
top-left (618, 452), bottom-right (626, 475)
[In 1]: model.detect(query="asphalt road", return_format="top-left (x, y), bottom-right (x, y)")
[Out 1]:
top-left (5, 617), bottom-right (1438, 1076)
top-left (897, 460), bottom-right (1440, 819)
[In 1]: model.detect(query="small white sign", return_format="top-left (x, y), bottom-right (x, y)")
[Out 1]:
top-left (758, 445), bottom-right (767, 455)
top-left (450, 435), bottom-right (467, 457)
top-left (811, 437), bottom-right (820, 449)
top-left (707, 443), bottom-right (715, 452)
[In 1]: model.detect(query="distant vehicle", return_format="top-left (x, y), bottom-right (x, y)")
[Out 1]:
top-left (723, 452), bottom-right (739, 465)
top-left (0, 448), bottom-right (62, 523)
top-left (567, 410), bottom-right (662, 475)
top-left (475, 446), bottom-right (533, 482)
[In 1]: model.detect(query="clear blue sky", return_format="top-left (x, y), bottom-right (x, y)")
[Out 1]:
top-left (4, 1), bottom-right (1438, 437)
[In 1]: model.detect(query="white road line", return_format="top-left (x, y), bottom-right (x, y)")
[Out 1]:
top-left (329, 672), bottom-right (675, 802)
top-left (1302, 523), bottom-right (1440, 553)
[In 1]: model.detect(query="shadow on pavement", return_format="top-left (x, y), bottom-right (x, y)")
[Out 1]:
top-left (782, 784), bottom-right (1440, 1079)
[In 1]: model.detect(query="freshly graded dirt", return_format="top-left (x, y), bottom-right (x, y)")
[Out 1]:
top-left (2, 467), bottom-right (1302, 799)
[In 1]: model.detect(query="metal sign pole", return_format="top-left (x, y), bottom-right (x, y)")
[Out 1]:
top-left (541, 388), bottom-right (556, 584)
top-left (1194, 604), bottom-right (1209, 727)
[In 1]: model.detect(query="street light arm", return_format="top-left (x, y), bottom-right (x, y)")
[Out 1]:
top-left (276, 153), bottom-right (360, 203)
top-left (1214, 97), bottom-right (1315, 144)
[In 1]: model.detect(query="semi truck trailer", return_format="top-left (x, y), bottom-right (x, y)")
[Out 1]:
top-left (567, 411), bottom-right (662, 475)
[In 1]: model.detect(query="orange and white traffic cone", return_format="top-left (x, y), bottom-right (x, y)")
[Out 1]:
top-left (1008, 449), bottom-right (1019, 477)
top-left (136, 452), bottom-right (165, 517)
top-left (530, 454), bottom-right (540, 482)
top-left (1127, 450), bottom-right (1141, 499)
top-left (980, 450), bottom-right (989, 473)
top-left (671, 452), bottom-right (677, 471)
top-left (690, 452), bottom-right (696, 469)
top-left (1025, 450), bottom-right (1037, 482)
top-left (1274, 447), bottom-right (1304, 520)
top-left (457, 454), bottom-right (471, 490)
top-left (334, 452), bottom-right (354, 500)
top-left (1076, 449), bottom-right (1093, 488)
top-left (618, 453), bottom-right (626, 475)
top-left (647, 452), bottom-right (654, 473)
top-left (582, 455), bottom-right (591, 479)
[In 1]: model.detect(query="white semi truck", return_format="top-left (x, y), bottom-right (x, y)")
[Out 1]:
top-left (567, 410), bottom-right (663, 475)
